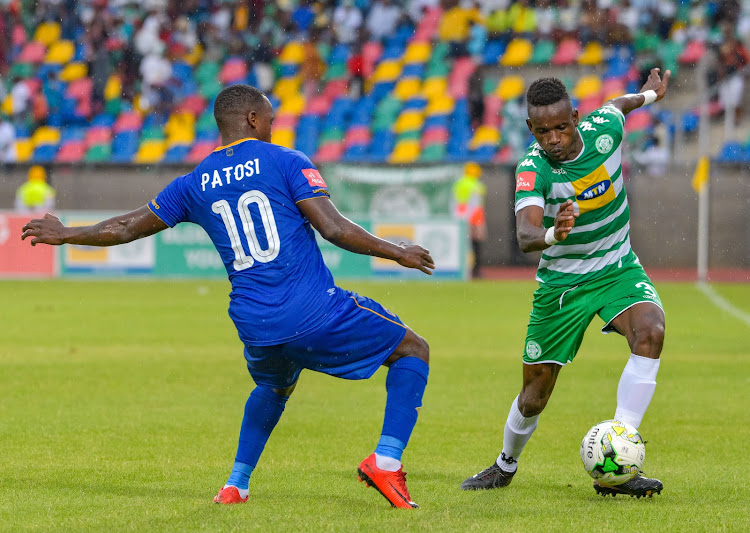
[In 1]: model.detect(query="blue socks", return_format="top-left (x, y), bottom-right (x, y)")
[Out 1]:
top-left (227, 386), bottom-right (289, 489)
top-left (375, 357), bottom-right (429, 462)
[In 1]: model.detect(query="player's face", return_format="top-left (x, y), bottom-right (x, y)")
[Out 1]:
top-left (250, 97), bottom-right (274, 143)
top-left (526, 100), bottom-right (580, 162)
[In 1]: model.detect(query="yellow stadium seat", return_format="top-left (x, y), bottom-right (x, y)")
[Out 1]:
top-left (393, 110), bottom-right (424, 133)
top-left (45, 40), bottom-right (75, 65)
top-left (272, 129), bottom-right (295, 149)
top-left (421, 77), bottom-right (447, 100)
top-left (394, 78), bottom-right (421, 100)
top-left (135, 140), bottom-right (167, 164)
top-left (389, 140), bottom-right (421, 163)
top-left (278, 94), bottom-right (306, 115)
top-left (273, 77), bottom-right (301, 101)
top-left (425, 94), bottom-right (454, 115)
top-left (165, 113), bottom-right (196, 145)
top-left (32, 126), bottom-right (61, 147)
top-left (578, 42), bottom-right (603, 65)
top-left (104, 75), bottom-right (122, 101)
top-left (279, 42), bottom-right (305, 64)
top-left (403, 42), bottom-right (431, 64)
top-left (496, 75), bottom-right (525, 101)
top-left (15, 139), bottom-right (33, 162)
top-left (1, 96), bottom-right (12, 116)
top-left (183, 43), bottom-right (203, 66)
top-left (370, 60), bottom-right (402, 83)
top-left (33, 22), bottom-right (61, 46)
top-left (470, 126), bottom-right (501, 149)
top-left (501, 39), bottom-right (533, 67)
top-left (573, 75), bottom-right (602, 100)
top-left (58, 62), bottom-right (88, 82)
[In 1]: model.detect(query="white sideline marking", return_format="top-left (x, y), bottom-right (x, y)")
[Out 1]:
top-left (696, 282), bottom-right (750, 327)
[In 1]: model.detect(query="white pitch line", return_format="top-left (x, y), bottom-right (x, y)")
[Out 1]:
top-left (696, 282), bottom-right (750, 327)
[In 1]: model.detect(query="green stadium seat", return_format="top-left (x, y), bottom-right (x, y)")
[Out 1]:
top-left (85, 143), bottom-right (112, 162)
top-left (530, 40), bottom-right (555, 65)
top-left (419, 143), bottom-right (445, 161)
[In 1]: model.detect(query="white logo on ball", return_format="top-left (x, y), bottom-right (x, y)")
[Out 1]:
top-left (526, 341), bottom-right (542, 360)
top-left (595, 134), bottom-right (614, 154)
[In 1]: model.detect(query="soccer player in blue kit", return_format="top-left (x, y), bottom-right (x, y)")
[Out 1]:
top-left (22, 84), bottom-right (435, 509)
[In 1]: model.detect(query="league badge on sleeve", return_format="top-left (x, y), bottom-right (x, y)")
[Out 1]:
top-left (302, 168), bottom-right (327, 188)
top-left (516, 171), bottom-right (536, 192)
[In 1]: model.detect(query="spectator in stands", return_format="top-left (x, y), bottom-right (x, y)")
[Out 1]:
top-left (468, 72), bottom-right (485, 131)
top-left (347, 39), bottom-right (365, 99)
top-left (452, 162), bottom-right (487, 279)
top-left (557, 0), bottom-right (580, 41)
top-left (10, 77), bottom-right (31, 125)
top-left (0, 114), bottom-right (16, 163)
top-left (633, 126), bottom-right (671, 178)
top-left (439, 0), bottom-right (483, 58)
top-left (301, 31), bottom-right (326, 100)
top-left (407, 0), bottom-right (439, 24)
top-left (139, 49), bottom-right (173, 115)
top-left (534, 0), bottom-right (558, 42)
top-left (15, 166), bottom-right (55, 214)
top-left (333, 0), bottom-right (363, 44)
top-left (292, 0), bottom-right (316, 36)
top-left (507, 0), bottom-right (535, 38)
top-left (366, 0), bottom-right (403, 41)
top-left (716, 22), bottom-right (750, 124)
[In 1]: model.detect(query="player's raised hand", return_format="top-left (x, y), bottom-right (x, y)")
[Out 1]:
top-left (21, 213), bottom-right (68, 246)
top-left (553, 200), bottom-right (579, 242)
top-left (640, 67), bottom-right (670, 102)
top-left (396, 243), bottom-right (435, 275)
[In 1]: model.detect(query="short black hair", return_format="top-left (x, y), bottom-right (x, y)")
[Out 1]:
top-left (526, 78), bottom-right (570, 108)
top-left (214, 84), bottom-right (268, 129)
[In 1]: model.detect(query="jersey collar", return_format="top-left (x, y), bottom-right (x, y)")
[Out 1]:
top-left (214, 137), bottom-right (259, 152)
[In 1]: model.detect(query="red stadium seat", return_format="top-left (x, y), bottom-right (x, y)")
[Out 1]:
top-left (18, 42), bottom-right (46, 63)
top-left (483, 95), bottom-right (503, 126)
top-left (578, 96), bottom-right (601, 117)
top-left (66, 78), bottom-right (93, 100)
top-left (305, 95), bottom-right (332, 115)
top-left (273, 113), bottom-right (299, 129)
top-left (113, 111), bottom-right (143, 133)
top-left (412, 7), bottom-right (442, 42)
top-left (493, 145), bottom-right (513, 163)
top-left (187, 141), bottom-right (217, 163)
top-left (362, 41), bottom-right (382, 78)
top-left (175, 94), bottom-right (206, 116)
top-left (56, 140), bottom-right (86, 162)
top-left (314, 141), bottom-right (344, 162)
top-left (625, 109), bottom-right (651, 131)
top-left (85, 126), bottom-right (111, 146)
top-left (322, 79), bottom-right (348, 101)
top-left (219, 58), bottom-right (248, 84)
top-left (421, 127), bottom-right (449, 146)
top-left (551, 39), bottom-right (582, 65)
top-left (679, 40), bottom-right (706, 64)
top-left (448, 57), bottom-right (476, 98)
top-left (344, 126), bottom-right (371, 147)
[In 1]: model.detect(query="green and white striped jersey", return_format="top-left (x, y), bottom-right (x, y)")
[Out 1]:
top-left (514, 105), bottom-right (638, 286)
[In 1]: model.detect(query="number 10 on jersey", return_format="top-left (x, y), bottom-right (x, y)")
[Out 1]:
top-left (212, 190), bottom-right (281, 270)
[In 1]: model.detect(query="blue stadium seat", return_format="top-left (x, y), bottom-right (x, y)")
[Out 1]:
top-left (279, 64), bottom-right (299, 77)
top-left (402, 97), bottom-right (427, 111)
top-left (401, 64), bottom-right (424, 78)
top-left (163, 145), bottom-right (190, 163)
top-left (325, 97), bottom-right (353, 129)
top-left (328, 44), bottom-right (350, 64)
top-left (110, 131), bottom-right (139, 162)
top-left (482, 40), bottom-right (507, 65)
top-left (424, 115), bottom-right (449, 129)
top-left (172, 62), bottom-right (193, 84)
top-left (369, 129), bottom-right (395, 159)
top-left (471, 145), bottom-right (496, 162)
top-left (32, 144), bottom-right (59, 163)
top-left (716, 142), bottom-right (750, 163)
top-left (60, 126), bottom-right (86, 142)
top-left (342, 145), bottom-right (369, 161)
top-left (91, 113), bottom-right (116, 127)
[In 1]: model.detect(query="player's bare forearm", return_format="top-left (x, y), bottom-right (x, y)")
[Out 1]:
top-left (605, 68), bottom-right (670, 116)
top-left (298, 196), bottom-right (435, 274)
top-left (517, 202), bottom-right (577, 253)
top-left (21, 206), bottom-right (168, 246)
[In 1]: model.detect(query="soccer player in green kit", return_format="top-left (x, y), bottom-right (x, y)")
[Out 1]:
top-left (462, 68), bottom-right (670, 497)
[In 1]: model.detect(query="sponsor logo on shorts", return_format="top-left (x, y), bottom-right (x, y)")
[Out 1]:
top-left (151, 199), bottom-right (160, 210)
top-left (516, 171), bottom-right (536, 192)
top-left (595, 134), bottom-right (614, 154)
top-left (525, 340), bottom-right (542, 360)
top-left (327, 288), bottom-right (336, 296)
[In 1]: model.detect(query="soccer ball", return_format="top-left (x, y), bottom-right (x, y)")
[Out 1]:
top-left (580, 420), bottom-right (646, 486)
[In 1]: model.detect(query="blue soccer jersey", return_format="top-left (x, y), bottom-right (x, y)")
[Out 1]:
top-left (149, 137), bottom-right (344, 346)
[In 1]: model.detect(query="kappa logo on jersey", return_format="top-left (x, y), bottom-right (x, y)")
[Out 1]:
top-left (595, 134), bottom-right (614, 154)
top-left (516, 171), bottom-right (536, 191)
top-left (302, 168), bottom-right (327, 188)
top-left (577, 180), bottom-right (611, 201)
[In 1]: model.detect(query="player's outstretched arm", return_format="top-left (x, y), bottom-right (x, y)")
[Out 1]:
top-left (298, 196), bottom-right (435, 275)
top-left (605, 67), bottom-right (670, 116)
top-left (516, 200), bottom-right (578, 252)
top-left (21, 206), bottom-right (169, 247)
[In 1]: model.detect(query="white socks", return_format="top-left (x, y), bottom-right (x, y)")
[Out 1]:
top-left (496, 395), bottom-right (539, 473)
top-left (615, 353), bottom-right (660, 429)
top-left (375, 453), bottom-right (401, 472)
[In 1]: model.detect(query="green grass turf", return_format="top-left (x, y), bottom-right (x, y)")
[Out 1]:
top-left (1, 279), bottom-right (749, 532)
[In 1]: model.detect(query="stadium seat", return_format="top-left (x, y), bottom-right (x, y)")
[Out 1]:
top-left (271, 128), bottom-right (295, 149)
top-left (45, 40), bottom-right (75, 64)
top-left (551, 39), bottom-right (581, 65)
top-left (573, 75), bottom-right (602, 100)
top-left (496, 76), bottom-right (525, 101)
top-left (32, 144), bottom-right (59, 162)
top-left (625, 109), bottom-right (652, 131)
top-left (305, 95), bottom-right (332, 115)
top-left (419, 143), bottom-right (445, 161)
top-left (272, 113), bottom-right (299, 130)
top-left (679, 40), bottom-right (706, 64)
top-left (66, 78), bottom-right (93, 100)
top-left (482, 39), bottom-right (507, 65)
top-left (578, 42), bottom-right (604, 65)
top-left (113, 111), bottom-right (142, 133)
top-left (421, 77), bottom-right (448, 100)
top-left (471, 145), bottom-right (498, 162)
top-left (659, 40), bottom-right (683, 76)
top-left (279, 94), bottom-right (306, 116)
top-left (175, 94), bottom-right (206, 116)
top-left (470, 125), bottom-right (500, 150)
top-left (59, 62), bottom-right (87, 82)
top-left (14, 139), bottom-right (33, 162)
top-left (483, 95), bottom-right (503, 126)
top-left (394, 78), bottom-right (421, 100)
top-left (134, 139), bottom-right (166, 164)
top-left (403, 42), bottom-right (431, 64)
top-left (413, 6), bottom-right (442, 42)
top-left (529, 40), bottom-right (556, 65)
top-left (187, 141), bottom-right (216, 163)
top-left (344, 126), bottom-right (371, 148)
top-left (501, 39), bottom-right (533, 67)
top-left (56, 140), bottom-right (86, 162)
top-left (716, 142), bottom-right (749, 163)
top-left (314, 141), bottom-right (344, 162)
top-left (84, 143), bottom-right (112, 163)
top-left (219, 58), bottom-right (248, 84)
top-left (32, 126), bottom-right (61, 147)
top-left (362, 41), bottom-right (383, 78)
top-left (421, 127), bottom-right (449, 146)
top-left (85, 127), bottom-right (112, 146)
top-left (578, 96), bottom-right (601, 117)
top-left (393, 110), bottom-right (424, 133)
top-left (33, 21), bottom-right (61, 46)
top-left (279, 42), bottom-right (305, 64)
top-left (601, 78), bottom-right (626, 101)
top-left (18, 42), bottom-right (46, 63)
top-left (370, 60), bottom-right (402, 83)
top-left (425, 94), bottom-right (454, 116)
top-left (448, 57), bottom-right (476, 99)
top-left (163, 145), bottom-right (190, 163)
top-left (389, 140), bottom-right (420, 163)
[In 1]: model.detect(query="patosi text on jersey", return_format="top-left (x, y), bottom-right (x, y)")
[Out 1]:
top-left (201, 158), bottom-right (260, 191)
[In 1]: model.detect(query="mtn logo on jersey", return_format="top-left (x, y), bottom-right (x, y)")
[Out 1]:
top-left (576, 180), bottom-right (611, 201)
top-left (516, 171), bottom-right (536, 191)
top-left (302, 168), bottom-right (327, 188)
top-left (571, 165), bottom-right (616, 214)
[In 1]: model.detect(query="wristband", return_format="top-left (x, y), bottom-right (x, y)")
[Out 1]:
top-left (544, 226), bottom-right (559, 246)
top-left (641, 90), bottom-right (657, 105)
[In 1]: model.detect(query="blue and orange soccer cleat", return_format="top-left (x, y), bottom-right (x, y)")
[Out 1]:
top-left (357, 453), bottom-right (419, 509)
top-left (213, 485), bottom-right (249, 504)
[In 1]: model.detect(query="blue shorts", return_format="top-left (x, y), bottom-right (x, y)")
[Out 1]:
top-left (243, 291), bottom-right (408, 389)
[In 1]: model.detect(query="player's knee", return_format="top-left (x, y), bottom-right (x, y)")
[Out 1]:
top-left (413, 334), bottom-right (429, 365)
top-left (518, 390), bottom-right (549, 417)
top-left (635, 322), bottom-right (665, 353)
top-left (273, 382), bottom-right (297, 398)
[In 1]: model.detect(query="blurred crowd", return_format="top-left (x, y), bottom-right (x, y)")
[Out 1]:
top-left (0, 0), bottom-right (749, 164)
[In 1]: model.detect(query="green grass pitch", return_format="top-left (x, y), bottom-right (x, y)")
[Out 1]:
top-left (1, 279), bottom-right (748, 532)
